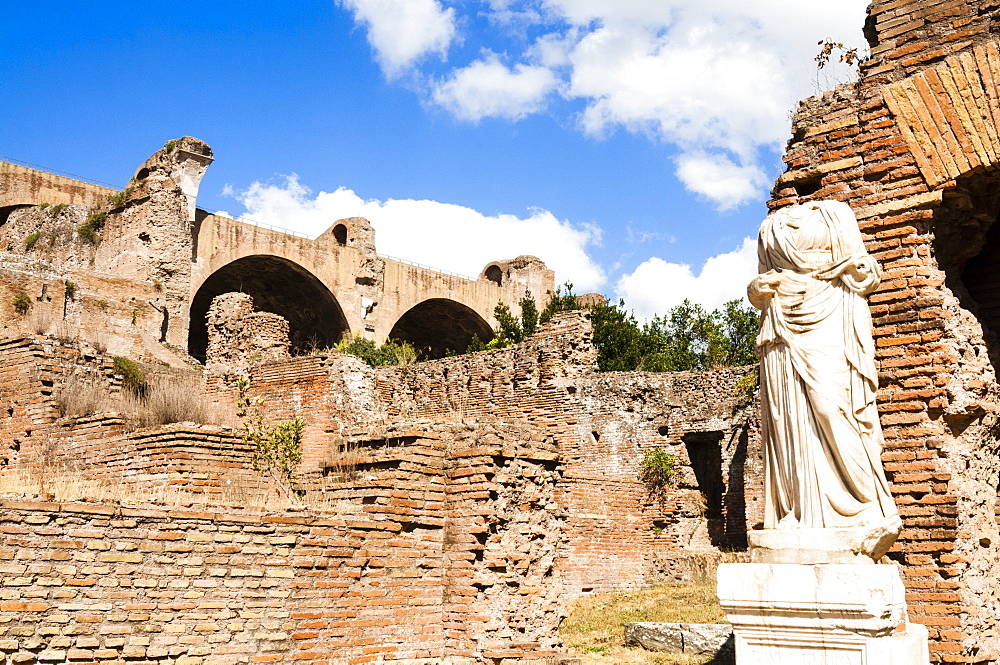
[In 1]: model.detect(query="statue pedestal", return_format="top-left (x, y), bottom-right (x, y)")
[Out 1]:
top-left (717, 563), bottom-right (929, 664)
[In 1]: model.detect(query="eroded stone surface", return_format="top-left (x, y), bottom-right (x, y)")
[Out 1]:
top-left (624, 622), bottom-right (734, 660)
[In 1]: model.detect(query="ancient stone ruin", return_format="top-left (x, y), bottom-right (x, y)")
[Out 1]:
top-left (0, 142), bottom-right (760, 663)
top-left (6, 1), bottom-right (1000, 662)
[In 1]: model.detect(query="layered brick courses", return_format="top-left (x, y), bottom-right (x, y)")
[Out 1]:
top-left (0, 420), bottom-right (571, 664)
top-left (369, 313), bottom-right (759, 595)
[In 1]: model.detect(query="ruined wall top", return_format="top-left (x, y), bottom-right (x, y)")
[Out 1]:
top-left (863, 0), bottom-right (1000, 84)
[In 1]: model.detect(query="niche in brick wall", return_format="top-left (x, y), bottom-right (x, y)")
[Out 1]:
top-left (933, 174), bottom-right (1000, 369)
top-left (682, 431), bottom-right (724, 519)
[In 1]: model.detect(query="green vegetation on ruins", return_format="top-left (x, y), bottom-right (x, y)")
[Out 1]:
top-left (12, 294), bottom-right (32, 316)
top-left (334, 282), bottom-right (759, 372)
top-left (235, 376), bottom-right (305, 500)
top-left (639, 448), bottom-right (678, 496)
top-left (77, 211), bottom-right (107, 245)
top-left (330, 335), bottom-right (418, 367)
top-left (472, 283), bottom-right (759, 373)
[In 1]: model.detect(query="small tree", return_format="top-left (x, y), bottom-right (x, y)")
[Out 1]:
top-left (236, 376), bottom-right (304, 501)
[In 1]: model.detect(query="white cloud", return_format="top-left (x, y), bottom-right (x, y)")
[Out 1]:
top-left (432, 53), bottom-right (559, 121)
top-left (337, 0), bottom-right (869, 207)
top-left (616, 237), bottom-right (758, 320)
top-left (675, 153), bottom-right (769, 211)
top-left (339, 0), bottom-right (456, 78)
top-left (227, 175), bottom-right (606, 292)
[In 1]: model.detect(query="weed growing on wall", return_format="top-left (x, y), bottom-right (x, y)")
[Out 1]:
top-left (639, 448), bottom-right (678, 496)
top-left (735, 369), bottom-right (759, 404)
top-left (23, 233), bottom-right (40, 251)
top-left (13, 294), bottom-right (32, 316)
top-left (236, 376), bottom-right (304, 500)
top-left (77, 212), bottom-right (106, 245)
top-left (112, 356), bottom-right (146, 396)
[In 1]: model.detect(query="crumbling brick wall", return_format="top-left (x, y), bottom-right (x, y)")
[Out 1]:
top-left (768, 2), bottom-right (1000, 661)
top-left (370, 313), bottom-right (760, 596)
top-left (205, 292), bottom-right (290, 372)
top-left (0, 421), bottom-right (570, 664)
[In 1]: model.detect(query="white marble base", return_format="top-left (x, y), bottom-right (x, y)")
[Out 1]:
top-left (718, 563), bottom-right (929, 664)
top-left (748, 517), bottom-right (902, 565)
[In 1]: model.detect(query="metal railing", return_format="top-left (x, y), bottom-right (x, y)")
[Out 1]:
top-left (0, 154), bottom-right (123, 190)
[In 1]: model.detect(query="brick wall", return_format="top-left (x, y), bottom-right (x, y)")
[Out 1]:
top-left (0, 421), bottom-right (569, 664)
top-left (370, 313), bottom-right (760, 595)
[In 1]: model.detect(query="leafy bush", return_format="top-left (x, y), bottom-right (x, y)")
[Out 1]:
top-left (48, 203), bottom-right (66, 214)
top-left (12, 294), bottom-right (31, 316)
top-left (236, 376), bottom-right (304, 499)
top-left (334, 335), bottom-right (418, 366)
top-left (23, 233), bottom-right (40, 251)
top-left (77, 212), bottom-right (107, 245)
top-left (735, 369), bottom-right (759, 403)
top-left (540, 283), bottom-right (760, 372)
top-left (64, 281), bottom-right (77, 299)
top-left (112, 356), bottom-right (145, 396)
top-left (639, 448), bottom-right (678, 495)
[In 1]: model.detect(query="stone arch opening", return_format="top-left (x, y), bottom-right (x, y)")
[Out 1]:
top-left (484, 264), bottom-right (503, 286)
top-left (388, 298), bottom-right (493, 359)
top-left (332, 223), bottom-right (348, 246)
top-left (0, 204), bottom-right (32, 227)
top-left (188, 255), bottom-right (349, 362)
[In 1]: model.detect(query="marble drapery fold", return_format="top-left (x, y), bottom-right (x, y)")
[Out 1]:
top-left (748, 200), bottom-right (898, 530)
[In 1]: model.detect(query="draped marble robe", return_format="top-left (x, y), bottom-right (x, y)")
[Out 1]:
top-left (748, 200), bottom-right (898, 530)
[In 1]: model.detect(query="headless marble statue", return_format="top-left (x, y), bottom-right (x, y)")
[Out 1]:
top-left (747, 200), bottom-right (900, 561)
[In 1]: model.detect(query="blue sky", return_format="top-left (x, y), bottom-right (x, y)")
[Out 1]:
top-left (2, 0), bottom-right (868, 318)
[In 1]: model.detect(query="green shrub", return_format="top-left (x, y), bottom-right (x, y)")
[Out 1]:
top-left (77, 212), bottom-right (107, 245)
top-left (164, 140), bottom-right (176, 152)
top-left (94, 299), bottom-right (109, 310)
top-left (105, 186), bottom-right (131, 209)
top-left (49, 203), bottom-right (66, 214)
top-left (236, 376), bottom-right (304, 500)
top-left (23, 233), bottom-right (40, 251)
top-left (735, 369), bottom-right (759, 403)
top-left (64, 281), bottom-right (77, 299)
top-left (112, 356), bottom-right (145, 396)
top-left (334, 335), bottom-right (418, 366)
top-left (639, 448), bottom-right (678, 495)
top-left (38, 202), bottom-right (50, 209)
top-left (12, 294), bottom-right (32, 316)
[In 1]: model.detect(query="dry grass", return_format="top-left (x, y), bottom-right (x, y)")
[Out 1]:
top-left (57, 374), bottom-right (108, 418)
top-left (0, 467), bottom-right (197, 506)
top-left (561, 581), bottom-right (726, 665)
top-left (0, 467), bottom-right (360, 514)
top-left (56, 372), bottom-right (236, 430)
top-left (119, 375), bottom-right (211, 428)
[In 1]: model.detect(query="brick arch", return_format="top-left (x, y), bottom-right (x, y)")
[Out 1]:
top-left (188, 255), bottom-right (350, 362)
top-left (387, 298), bottom-right (494, 359)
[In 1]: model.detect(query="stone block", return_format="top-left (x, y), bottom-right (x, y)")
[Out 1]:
top-left (624, 622), bottom-right (734, 660)
top-left (718, 563), bottom-right (929, 664)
